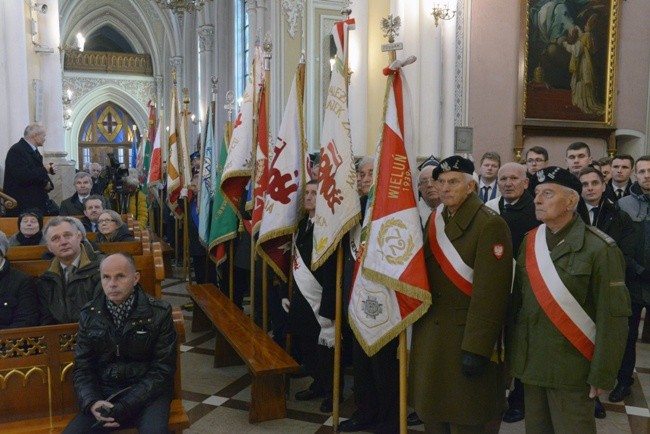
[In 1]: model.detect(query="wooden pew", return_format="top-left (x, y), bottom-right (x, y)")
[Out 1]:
top-left (6, 241), bottom-right (144, 262)
top-left (0, 309), bottom-right (190, 433)
top-left (0, 215), bottom-right (131, 238)
top-left (11, 243), bottom-right (165, 298)
top-left (188, 283), bottom-right (300, 423)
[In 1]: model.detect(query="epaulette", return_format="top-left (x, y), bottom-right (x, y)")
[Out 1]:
top-left (481, 206), bottom-right (499, 217)
top-left (586, 225), bottom-right (617, 247)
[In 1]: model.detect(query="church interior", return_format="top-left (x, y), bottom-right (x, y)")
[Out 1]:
top-left (0, 0), bottom-right (650, 433)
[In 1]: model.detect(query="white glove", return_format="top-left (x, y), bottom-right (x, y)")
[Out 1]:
top-left (281, 298), bottom-right (290, 313)
top-left (180, 187), bottom-right (188, 198)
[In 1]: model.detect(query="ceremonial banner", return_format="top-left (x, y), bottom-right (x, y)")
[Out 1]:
top-left (208, 125), bottom-right (239, 264)
top-left (147, 120), bottom-right (162, 189)
top-left (349, 56), bottom-right (431, 356)
top-left (221, 46), bottom-right (264, 219)
top-left (312, 19), bottom-right (361, 269)
top-left (198, 102), bottom-right (216, 245)
top-left (166, 85), bottom-right (184, 217)
top-left (257, 64), bottom-right (307, 282)
top-left (251, 84), bottom-right (268, 234)
top-left (130, 132), bottom-right (138, 168)
top-left (140, 101), bottom-right (155, 190)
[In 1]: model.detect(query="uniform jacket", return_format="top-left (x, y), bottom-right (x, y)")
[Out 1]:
top-left (0, 259), bottom-right (40, 329)
top-left (59, 193), bottom-right (86, 216)
top-left (38, 244), bottom-right (103, 324)
top-left (2, 138), bottom-right (52, 216)
top-left (509, 216), bottom-right (630, 391)
top-left (409, 193), bottom-right (513, 425)
top-left (286, 215), bottom-right (337, 337)
top-left (618, 183), bottom-right (650, 304)
top-left (72, 286), bottom-right (176, 421)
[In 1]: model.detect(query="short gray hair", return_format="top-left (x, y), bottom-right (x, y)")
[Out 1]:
top-left (99, 210), bottom-right (125, 229)
top-left (74, 171), bottom-right (92, 182)
top-left (24, 123), bottom-right (45, 140)
top-left (498, 162), bottom-right (527, 179)
top-left (43, 216), bottom-right (87, 241)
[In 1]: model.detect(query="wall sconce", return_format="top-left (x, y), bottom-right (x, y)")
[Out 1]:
top-left (431, 3), bottom-right (456, 27)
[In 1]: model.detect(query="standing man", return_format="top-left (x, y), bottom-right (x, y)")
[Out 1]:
top-left (285, 180), bottom-right (338, 413)
top-left (3, 124), bottom-right (55, 217)
top-left (477, 152), bottom-right (501, 202)
top-left (607, 154), bottom-right (634, 201)
top-left (60, 172), bottom-right (94, 216)
top-left (63, 253), bottom-right (176, 433)
top-left (566, 142), bottom-right (592, 177)
top-left (38, 217), bottom-right (103, 324)
top-left (597, 157), bottom-right (612, 183)
top-left (89, 162), bottom-right (109, 195)
top-left (410, 155), bottom-right (513, 433)
top-left (417, 158), bottom-right (441, 225)
top-left (525, 146), bottom-right (549, 195)
top-left (614, 156), bottom-right (650, 403)
top-left (509, 167), bottom-right (630, 434)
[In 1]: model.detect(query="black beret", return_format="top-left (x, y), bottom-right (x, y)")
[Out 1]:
top-left (535, 166), bottom-right (582, 195)
top-left (190, 151), bottom-right (200, 160)
top-left (431, 156), bottom-right (474, 180)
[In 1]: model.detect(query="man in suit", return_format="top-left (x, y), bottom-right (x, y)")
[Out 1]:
top-left (81, 195), bottom-right (107, 233)
top-left (606, 154), bottom-right (634, 202)
top-left (566, 142), bottom-right (592, 177)
top-left (60, 172), bottom-right (94, 216)
top-left (3, 124), bottom-right (54, 217)
top-left (410, 155), bottom-right (513, 433)
top-left (524, 146), bottom-right (549, 196)
top-left (477, 151), bottom-right (501, 202)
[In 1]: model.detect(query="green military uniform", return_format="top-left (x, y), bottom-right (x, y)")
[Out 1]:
top-left (508, 215), bottom-right (630, 433)
top-left (409, 193), bottom-right (513, 428)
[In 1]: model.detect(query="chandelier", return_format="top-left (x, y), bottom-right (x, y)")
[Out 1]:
top-left (154, 0), bottom-right (213, 15)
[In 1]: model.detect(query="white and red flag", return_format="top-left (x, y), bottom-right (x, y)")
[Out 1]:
top-left (166, 84), bottom-right (187, 218)
top-left (311, 19), bottom-right (361, 269)
top-left (221, 46), bottom-right (264, 219)
top-left (348, 56), bottom-right (432, 356)
top-left (257, 64), bottom-right (307, 282)
top-left (251, 83), bottom-right (268, 234)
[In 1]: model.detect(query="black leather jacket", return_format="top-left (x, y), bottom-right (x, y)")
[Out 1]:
top-left (72, 286), bottom-right (176, 422)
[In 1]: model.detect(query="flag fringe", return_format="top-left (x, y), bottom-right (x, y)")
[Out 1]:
top-left (208, 232), bottom-right (237, 265)
top-left (348, 300), bottom-right (430, 357)
top-left (362, 266), bottom-right (432, 304)
top-left (311, 213), bottom-right (360, 271)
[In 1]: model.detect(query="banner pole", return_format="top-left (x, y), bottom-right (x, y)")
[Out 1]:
top-left (332, 242), bottom-right (343, 431)
top-left (229, 239), bottom-right (235, 301)
top-left (262, 260), bottom-right (268, 333)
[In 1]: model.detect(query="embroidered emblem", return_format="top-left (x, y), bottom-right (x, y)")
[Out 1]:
top-left (377, 218), bottom-right (414, 265)
top-left (537, 170), bottom-right (545, 182)
top-left (362, 295), bottom-right (383, 320)
top-left (493, 243), bottom-right (504, 260)
top-left (440, 161), bottom-right (451, 172)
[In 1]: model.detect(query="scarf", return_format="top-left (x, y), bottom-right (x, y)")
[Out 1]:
top-left (16, 231), bottom-right (43, 246)
top-left (105, 292), bottom-right (136, 329)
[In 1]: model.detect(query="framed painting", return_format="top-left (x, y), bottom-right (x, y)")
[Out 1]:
top-left (521, 0), bottom-right (620, 127)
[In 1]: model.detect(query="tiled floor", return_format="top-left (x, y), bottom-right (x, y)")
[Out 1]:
top-left (162, 276), bottom-right (650, 433)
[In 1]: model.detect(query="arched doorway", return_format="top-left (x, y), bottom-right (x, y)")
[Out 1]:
top-left (78, 102), bottom-right (139, 170)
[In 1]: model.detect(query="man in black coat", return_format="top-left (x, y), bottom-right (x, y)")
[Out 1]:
top-left (3, 124), bottom-right (54, 217)
top-left (285, 180), bottom-right (338, 413)
top-left (60, 172), bottom-right (94, 216)
top-left (63, 253), bottom-right (176, 433)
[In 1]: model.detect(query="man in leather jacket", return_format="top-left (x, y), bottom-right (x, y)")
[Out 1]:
top-left (63, 253), bottom-right (176, 434)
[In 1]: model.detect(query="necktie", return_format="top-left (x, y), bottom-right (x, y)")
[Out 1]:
top-left (616, 189), bottom-right (624, 199)
top-left (591, 207), bottom-right (599, 225)
top-left (65, 265), bottom-right (76, 284)
top-left (481, 186), bottom-right (490, 202)
top-left (92, 223), bottom-right (97, 232)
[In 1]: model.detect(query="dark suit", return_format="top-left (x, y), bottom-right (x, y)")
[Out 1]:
top-left (287, 216), bottom-right (337, 397)
top-left (497, 191), bottom-right (541, 255)
top-left (59, 193), bottom-right (86, 216)
top-left (3, 138), bottom-right (52, 216)
top-left (604, 180), bottom-right (632, 203)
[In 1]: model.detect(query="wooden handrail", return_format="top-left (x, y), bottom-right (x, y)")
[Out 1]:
top-left (0, 189), bottom-right (17, 210)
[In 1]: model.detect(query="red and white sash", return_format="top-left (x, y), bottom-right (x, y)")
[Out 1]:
top-left (428, 204), bottom-right (473, 296)
top-left (293, 243), bottom-right (335, 347)
top-left (526, 225), bottom-right (596, 360)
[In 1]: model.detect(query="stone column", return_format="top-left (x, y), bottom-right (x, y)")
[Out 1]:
top-left (198, 24), bottom-right (215, 133)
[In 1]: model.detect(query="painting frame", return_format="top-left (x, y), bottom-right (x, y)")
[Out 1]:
top-left (520, 0), bottom-right (621, 128)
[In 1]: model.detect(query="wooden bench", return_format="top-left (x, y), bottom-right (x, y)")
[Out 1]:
top-left (188, 283), bottom-right (300, 423)
top-left (6, 240), bottom-right (144, 262)
top-left (11, 243), bottom-right (165, 298)
top-left (0, 215), bottom-right (133, 238)
top-left (0, 309), bottom-right (190, 433)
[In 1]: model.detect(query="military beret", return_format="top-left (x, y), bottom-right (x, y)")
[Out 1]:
top-left (418, 155), bottom-right (441, 171)
top-left (535, 166), bottom-right (582, 195)
top-left (431, 155), bottom-right (474, 180)
top-left (190, 151), bottom-right (200, 160)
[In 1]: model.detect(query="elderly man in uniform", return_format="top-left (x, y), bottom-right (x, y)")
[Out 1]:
top-left (409, 155), bottom-right (513, 433)
top-left (509, 167), bottom-right (630, 434)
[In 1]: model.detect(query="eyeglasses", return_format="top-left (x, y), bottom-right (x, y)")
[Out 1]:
top-left (526, 158), bottom-right (546, 164)
top-left (98, 219), bottom-right (117, 224)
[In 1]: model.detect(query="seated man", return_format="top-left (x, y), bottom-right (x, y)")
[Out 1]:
top-left (63, 253), bottom-right (176, 434)
top-left (81, 195), bottom-right (108, 233)
top-left (0, 231), bottom-right (40, 329)
top-left (60, 172), bottom-right (94, 216)
top-left (38, 217), bottom-right (103, 324)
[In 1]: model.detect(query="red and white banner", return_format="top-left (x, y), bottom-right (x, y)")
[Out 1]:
top-left (349, 56), bottom-right (431, 356)
top-left (221, 46), bottom-right (264, 219)
top-left (526, 225), bottom-right (596, 360)
top-left (166, 85), bottom-right (185, 218)
top-left (251, 84), bottom-right (268, 234)
top-left (257, 64), bottom-right (307, 282)
top-left (312, 19), bottom-right (361, 269)
top-left (147, 118), bottom-right (162, 189)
